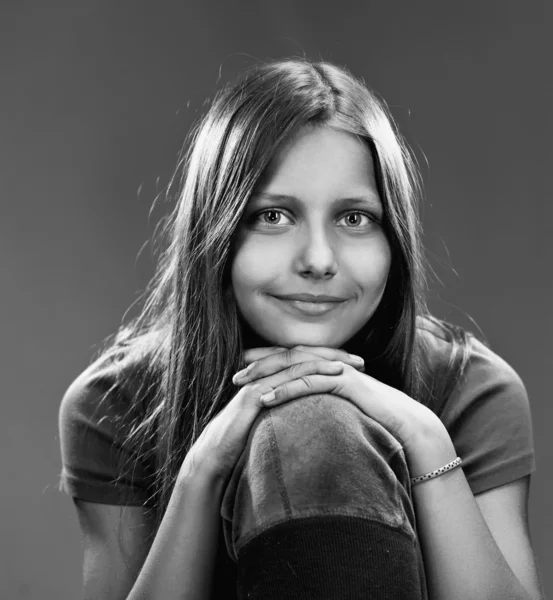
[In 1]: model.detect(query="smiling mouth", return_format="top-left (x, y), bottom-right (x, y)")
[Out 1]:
top-left (271, 295), bottom-right (346, 317)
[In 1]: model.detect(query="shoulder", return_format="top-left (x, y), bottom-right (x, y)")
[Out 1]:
top-left (416, 317), bottom-right (536, 495)
top-left (415, 315), bottom-right (531, 424)
top-left (59, 329), bottom-right (164, 433)
top-left (416, 314), bottom-right (524, 396)
top-left (58, 329), bottom-right (164, 505)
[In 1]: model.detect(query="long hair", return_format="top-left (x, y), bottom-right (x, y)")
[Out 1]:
top-left (90, 57), bottom-right (480, 535)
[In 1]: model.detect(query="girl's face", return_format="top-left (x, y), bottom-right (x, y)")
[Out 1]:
top-left (231, 125), bottom-right (392, 349)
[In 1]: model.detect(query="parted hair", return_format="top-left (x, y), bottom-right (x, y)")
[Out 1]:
top-left (88, 56), bottom-right (479, 536)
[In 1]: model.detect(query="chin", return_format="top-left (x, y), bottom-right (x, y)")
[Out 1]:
top-left (263, 329), bottom-right (345, 349)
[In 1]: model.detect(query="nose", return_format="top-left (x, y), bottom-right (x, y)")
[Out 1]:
top-left (296, 223), bottom-right (338, 278)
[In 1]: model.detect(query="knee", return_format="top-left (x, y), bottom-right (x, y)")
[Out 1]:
top-left (220, 392), bottom-right (417, 561)
top-left (237, 392), bottom-right (415, 528)
top-left (262, 393), bottom-right (405, 472)
top-left (244, 393), bottom-right (412, 503)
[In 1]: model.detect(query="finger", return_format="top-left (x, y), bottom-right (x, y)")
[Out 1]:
top-left (244, 346), bottom-right (364, 367)
top-left (243, 345), bottom-right (363, 369)
top-left (243, 347), bottom-right (287, 366)
top-left (237, 348), bottom-right (304, 384)
top-left (235, 355), bottom-right (344, 388)
top-left (250, 361), bottom-right (345, 406)
top-left (259, 372), bottom-right (346, 406)
top-left (294, 345), bottom-right (365, 367)
top-left (239, 346), bottom-right (363, 383)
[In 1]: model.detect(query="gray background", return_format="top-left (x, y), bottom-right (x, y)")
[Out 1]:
top-left (1, 1), bottom-right (550, 598)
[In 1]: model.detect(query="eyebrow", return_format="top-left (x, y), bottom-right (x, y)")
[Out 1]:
top-left (250, 192), bottom-right (382, 210)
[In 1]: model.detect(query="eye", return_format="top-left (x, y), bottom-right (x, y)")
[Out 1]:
top-left (249, 209), bottom-right (293, 226)
top-left (337, 212), bottom-right (376, 228)
top-left (248, 209), bottom-right (377, 228)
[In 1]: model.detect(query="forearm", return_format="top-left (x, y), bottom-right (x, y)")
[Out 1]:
top-left (405, 416), bottom-right (533, 600)
top-left (127, 469), bottom-right (226, 600)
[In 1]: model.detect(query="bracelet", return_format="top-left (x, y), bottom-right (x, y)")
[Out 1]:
top-left (410, 457), bottom-right (462, 486)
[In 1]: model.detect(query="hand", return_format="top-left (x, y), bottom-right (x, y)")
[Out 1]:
top-left (234, 344), bottom-right (440, 454)
top-left (239, 345), bottom-right (366, 374)
top-left (180, 346), bottom-right (366, 483)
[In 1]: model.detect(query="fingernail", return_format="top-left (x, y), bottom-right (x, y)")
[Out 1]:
top-left (260, 391), bottom-right (275, 404)
top-left (349, 354), bottom-right (364, 363)
top-left (232, 369), bottom-right (248, 384)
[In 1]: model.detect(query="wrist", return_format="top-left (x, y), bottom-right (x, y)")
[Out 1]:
top-left (402, 413), bottom-right (457, 480)
top-left (178, 456), bottom-right (229, 491)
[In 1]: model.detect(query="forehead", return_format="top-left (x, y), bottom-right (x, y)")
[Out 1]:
top-left (254, 126), bottom-right (378, 197)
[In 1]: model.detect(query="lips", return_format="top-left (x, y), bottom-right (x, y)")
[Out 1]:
top-left (274, 294), bottom-right (346, 303)
top-left (271, 295), bottom-right (347, 317)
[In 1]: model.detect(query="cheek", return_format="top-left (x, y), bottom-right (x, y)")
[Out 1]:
top-left (350, 240), bottom-right (392, 289)
top-left (231, 245), bottom-right (280, 292)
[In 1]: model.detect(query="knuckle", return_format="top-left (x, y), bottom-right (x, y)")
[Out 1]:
top-left (284, 348), bottom-right (296, 365)
top-left (289, 362), bottom-right (304, 376)
top-left (299, 375), bottom-right (314, 390)
top-left (278, 383), bottom-right (288, 397)
top-left (247, 383), bottom-right (266, 396)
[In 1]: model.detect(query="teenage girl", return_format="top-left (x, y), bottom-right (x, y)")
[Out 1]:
top-left (58, 57), bottom-right (544, 599)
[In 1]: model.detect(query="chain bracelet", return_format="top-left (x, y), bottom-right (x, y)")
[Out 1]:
top-left (410, 457), bottom-right (462, 486)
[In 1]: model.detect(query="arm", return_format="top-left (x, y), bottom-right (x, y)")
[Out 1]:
top-left (126, 469), bottom-right (226, 600)
top-left (404, 414), bottom-right (544, 600)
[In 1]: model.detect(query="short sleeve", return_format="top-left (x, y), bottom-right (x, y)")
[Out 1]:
top-left (437, 337), bottom-right (536, 496)
top-left (58, 361), bottom-right (155, 506)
